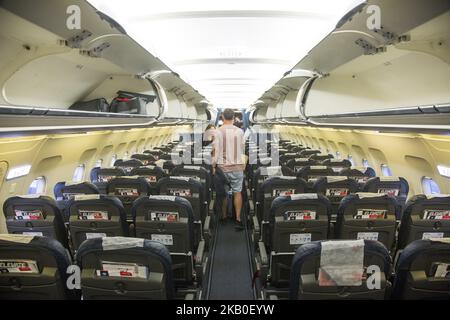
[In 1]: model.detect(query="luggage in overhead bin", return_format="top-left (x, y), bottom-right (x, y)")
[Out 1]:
top-left (109, 91), bottom-right (156, 115)
top-left (69, 98), bottom-right (110, 113)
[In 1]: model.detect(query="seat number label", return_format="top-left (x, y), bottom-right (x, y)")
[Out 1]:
top-left (290, 233), bottom-right (312, 245)
top-left (422, 232), bottom-right (444, 239)
top-left (151, 234), bottom-right (174, 246)
top-left (357, 232), bottom-right (379, 240)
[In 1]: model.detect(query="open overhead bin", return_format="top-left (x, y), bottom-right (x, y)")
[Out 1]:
top-left (0, 0), bottom-right (211, 132)
top-left (252, 0), bottom-right (450, 131)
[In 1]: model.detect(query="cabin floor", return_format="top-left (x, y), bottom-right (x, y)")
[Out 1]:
top-left (207, 218), bottom-right (255, 300)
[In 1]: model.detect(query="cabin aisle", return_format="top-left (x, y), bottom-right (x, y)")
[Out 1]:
top-left (207, 219), bottom-right (254, 300)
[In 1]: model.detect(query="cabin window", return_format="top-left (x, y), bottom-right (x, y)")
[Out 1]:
top-left (72, 164), bottom-right (85, 182)
top-left (437, 165), bottom-right (450, 178)
top-left (6, 164), bottom-right (32, 180)
top-left (362, 159), bottom-right (369, 167)
top-left (95, 159), bottom-right (103, 168)
top-left (28, 176), bottom-right (46, 195)
top-left (381, 164), bottom-right (393, 177)
top-left (422, 177), bottom-right (441, 194)
top-left (348, 155), bottom-right (355, 166)
top-left (110, 154), bottom-right (117, 167)
top-left (335, 151), bottom-right (341, 159)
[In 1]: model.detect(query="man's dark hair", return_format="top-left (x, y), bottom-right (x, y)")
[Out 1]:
top-left (222, 108), bottom-right (235, 121)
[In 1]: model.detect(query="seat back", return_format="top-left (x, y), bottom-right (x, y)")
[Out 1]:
top-left (322, 159), bottom-right (352, 173)
top-left (106, 177), bottom-right (151, 219)
top-left (143, 149), bottom-right (164, 160)
top-left (286, 158), bottom-right (317, 173)
top-left (270, 193), bottom-right (331, 259)
top-left (156, 177), bottom-right (205, 223)
top-left (267, 193), bottom-right (331, 287)
top-left (129, 166), bottom-right (167, 193)
top-left (67, 195), bottom-right (129, 250)
top-left (279, 153), bottom-right (299, 166)
top-left (392, 239), bottom-right (450, 300)
top-left (336, 193), bottom-right (399, 251)
top-left (90, 167), bottom-right (127, 194)
top-left (130, 153), bottom-right (157, 165)
top-left (290, 240), bottom-right (391, 299)
top-left (252, 166), bottom-right (294, 203)
top-left (363, 176), bottom-right (409, 209)
top-left (0, 234), bottom-right (75, 300)
top-left (291, 146), bottom-right (309, 153)
top-left (133, 195), bottom-right (195, 283)
top-left (296, 166), bottom-right (336, 181)
top-left (171, 165), bottom-right (211, 203)
top-left (75, 237), bottom-right (174, 299)
top-left (3, 195), bottom-right (68, 247)
top-left (258, 176), bottom-right (307, 223)
top-left (340, 166), bottom-right (376, 182)
top-left (54, 181), bottom-right (100, 201)
top-left (397, 194), bottom-right (450, 249)
top-left (299, 149), bottom-right (321, 157)
top-left (313, 176), bottom-right (359, 219)
top-left (154, 159), bottom-right (176, 174)
top-left (113, 159), bottom-right (144, 174)
top-left (310, 153), bottom-right (334, 162)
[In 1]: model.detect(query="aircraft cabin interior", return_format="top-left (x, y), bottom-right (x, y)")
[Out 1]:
top-left (0, 0), bottom-right (449, 304)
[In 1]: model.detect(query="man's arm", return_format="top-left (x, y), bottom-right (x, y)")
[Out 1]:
top-left (211, 130), bottom-right (220, 174)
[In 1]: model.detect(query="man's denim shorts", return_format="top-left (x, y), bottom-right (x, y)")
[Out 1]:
top-left (223, 171), bottom-right (244, 193)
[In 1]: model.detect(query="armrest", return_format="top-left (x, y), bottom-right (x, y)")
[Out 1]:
top-left (209, 199), bottom-right (215, 214)
top-left (249, 200), bottom-right (254, 213)
top-left (393, 249), bottom-right (403, 271)
top-left (195, 240), bottom-right (206, 284)
top-left (195, 240), bottom-right (206, 266)
top-left (204, 215), bottom-right (211, 233)
top-left (128, 223), bottom-right (136, 237)
top-left (252, 215), bottom-right (260, 233)
top-left (258, 241), bottom-right (268, 265)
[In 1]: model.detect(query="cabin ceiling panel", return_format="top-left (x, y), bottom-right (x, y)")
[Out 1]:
top-left (88, 0), bottom-right (365, 108)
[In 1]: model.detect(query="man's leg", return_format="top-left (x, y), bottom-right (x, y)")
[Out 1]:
top-left (221, 196), bottom-right (228, 220)
top-left (233, 192), bottom-right (243, 222)
top-left (233, 171), bottom-right (245, 230)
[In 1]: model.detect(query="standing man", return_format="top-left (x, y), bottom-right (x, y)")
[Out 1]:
top-left (212, 108), bottom-right (245, 231)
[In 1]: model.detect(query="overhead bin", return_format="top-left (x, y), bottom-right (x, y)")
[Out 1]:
top-left (0, 0), bottom-right (212, 129)
top-left (251, 0), bottom-right (450, 131)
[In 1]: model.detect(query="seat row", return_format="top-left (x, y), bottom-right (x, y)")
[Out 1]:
top-left (285, 238), bottom-right (450, 300)
top-left (249, 139), bottom-right (450, 299)
top-left (0, 234), bottom-right (180, 300)
top-left (2, 141), bottom-right (216, 291)
top-left (253, 192), bottom-right (450, 286)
